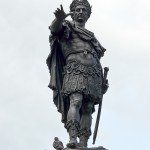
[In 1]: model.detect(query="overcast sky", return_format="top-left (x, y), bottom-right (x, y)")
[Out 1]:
top-left (0, 0), bottom-right (150, 150)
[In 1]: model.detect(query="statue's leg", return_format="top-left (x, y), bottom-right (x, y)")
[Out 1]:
top-left (67, 92), bottom-right (82, 121)
top-left (78, 101), bottom-right (94, 148)
top-left (65, 92), bottom-right (83, 148)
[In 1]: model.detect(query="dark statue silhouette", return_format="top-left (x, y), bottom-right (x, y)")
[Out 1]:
top-left (46, 0), bottom-right (109, 149)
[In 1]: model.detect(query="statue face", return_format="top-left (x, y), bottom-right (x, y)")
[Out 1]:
top-left (73, 5), bottom-right (89, 23)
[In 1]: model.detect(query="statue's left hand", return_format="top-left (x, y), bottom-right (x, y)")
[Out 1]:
top-left (102, 79), bottom-right (109, 94)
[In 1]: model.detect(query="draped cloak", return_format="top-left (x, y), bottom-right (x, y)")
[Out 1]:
top-left (46, 21), bottom-right (106, 124)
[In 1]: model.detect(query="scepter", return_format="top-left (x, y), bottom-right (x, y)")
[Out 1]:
top-left (93, 67), bottom-right (109, 144)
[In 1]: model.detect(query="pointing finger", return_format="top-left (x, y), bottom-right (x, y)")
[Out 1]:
top-left (60, 4), bottom-right (63, 11)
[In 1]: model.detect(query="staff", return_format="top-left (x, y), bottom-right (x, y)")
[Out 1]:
top-left (93, 67), bottom-right (109, 144)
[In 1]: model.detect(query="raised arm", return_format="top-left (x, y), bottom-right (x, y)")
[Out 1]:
top-left (50, 5), bottom-right (72, 33)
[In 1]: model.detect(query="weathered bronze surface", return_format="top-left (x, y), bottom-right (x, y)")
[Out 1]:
top-left (47, 0), bottom-right (109, 149)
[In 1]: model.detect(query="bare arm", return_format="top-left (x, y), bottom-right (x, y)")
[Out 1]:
top-left (50, 5), bottom-right (72, 33)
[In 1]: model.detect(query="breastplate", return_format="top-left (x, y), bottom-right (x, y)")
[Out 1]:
top-left (60, 32), bottom-right (93, 59)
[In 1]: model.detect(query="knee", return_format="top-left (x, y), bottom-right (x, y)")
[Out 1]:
top-left (70, 93), bottom-right (83, 108)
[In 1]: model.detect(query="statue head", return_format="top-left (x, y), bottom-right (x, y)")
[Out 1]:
top-left (70, 0), bottom-right (92, 22)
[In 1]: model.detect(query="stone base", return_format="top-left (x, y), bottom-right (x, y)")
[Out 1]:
top-left (63, 146), bottom-right (108, 150)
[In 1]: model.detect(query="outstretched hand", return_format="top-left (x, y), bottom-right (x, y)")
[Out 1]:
top-left (54, 5), bottom-right (73, 21)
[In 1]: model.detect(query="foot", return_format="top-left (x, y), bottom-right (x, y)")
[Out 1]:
top-left (78, 141), bottom-right (87, 148)
top-left (66, 139), bottom-right (77, 148)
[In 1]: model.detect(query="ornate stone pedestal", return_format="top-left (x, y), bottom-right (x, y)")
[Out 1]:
top-left (63, 146), bottom-right (108, 150)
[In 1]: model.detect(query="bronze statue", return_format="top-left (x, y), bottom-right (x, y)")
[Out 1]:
top-left (47, 0), bottom-right (109, 149)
